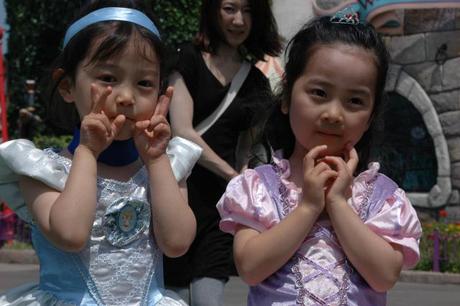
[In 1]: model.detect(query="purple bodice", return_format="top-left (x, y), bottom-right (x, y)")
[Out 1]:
top-left (217, 160), bottom-right (422, 306)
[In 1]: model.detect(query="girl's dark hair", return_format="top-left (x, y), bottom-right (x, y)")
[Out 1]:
top-left (255, 16), bottom-right (389, 172)
top-left (194, 0), bottom-right (283, 61)
top-left (46, 0), bottom-right (165, 133)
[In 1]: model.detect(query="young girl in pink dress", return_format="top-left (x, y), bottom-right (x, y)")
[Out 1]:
top-left (217, 12), bottom-right (422, 305)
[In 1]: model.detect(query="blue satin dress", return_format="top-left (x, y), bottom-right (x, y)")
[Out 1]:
top-left (0, 138), bottom-right (202, 306)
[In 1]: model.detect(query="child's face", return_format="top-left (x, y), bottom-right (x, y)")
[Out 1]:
top-left (218, 0), bottom-right (252, 49)
top-left (285, 43), bottom-right (377, 157)
top-left (64, 36), bottom-right (161, 140)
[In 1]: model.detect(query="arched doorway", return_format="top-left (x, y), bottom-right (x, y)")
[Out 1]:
top-left (375, 92), bottom-right (437, 192)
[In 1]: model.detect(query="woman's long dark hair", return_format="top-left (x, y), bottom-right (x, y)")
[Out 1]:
top-left (251, 16), bottom-right (389, 173)
top-left (194, 0), bottom-right (283, 61)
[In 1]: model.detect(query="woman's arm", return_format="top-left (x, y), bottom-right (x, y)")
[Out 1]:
top-left (234, 128), bottom-right (253, 172)
top-left (234, 205), bottom-right (320, 285)
top-left (168, 72), bottom-right (238, 181)
top-left (19, 145), bottom-right (98, 252)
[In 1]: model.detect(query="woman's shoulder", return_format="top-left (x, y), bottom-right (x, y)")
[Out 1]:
top-left (174, 43), bottom-right (204, 87)
top-left (176, 43), bottom-right (201, 63)
top-left (246, 63), bottom-right (269, 84)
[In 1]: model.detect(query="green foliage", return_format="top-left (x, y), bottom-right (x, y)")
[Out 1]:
top-left (33, 134), bottom-right (72, 150)
top-left (1, 240), bottom-right (33, 250)
top-left (152, 0), bottom-right (201, 49)
top-left (415, 220), bottom-right (460, 273)
top-left (5, 0), bottom-right (80, 138)
top-left (5, 1), bottom-right (201, 138)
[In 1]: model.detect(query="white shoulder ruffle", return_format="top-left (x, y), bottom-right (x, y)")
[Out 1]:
top-left (0, 137), bottom-right (201, 223)
top-left (0, 139), bottom-right (67, 223)
top-left (167, 136), bottom-right (202, 181)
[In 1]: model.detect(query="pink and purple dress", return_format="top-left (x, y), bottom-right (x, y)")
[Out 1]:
top-left (217, 157), bottom-right (422, 306)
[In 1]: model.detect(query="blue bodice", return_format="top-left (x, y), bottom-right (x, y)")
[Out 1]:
top-left (33, 151), bottom-right (165, 305)
top-left (0, 138), bottom-right (202, 306)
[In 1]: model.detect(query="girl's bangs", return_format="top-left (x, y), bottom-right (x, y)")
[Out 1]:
top-left (85, 22), bottom-right (159, 66)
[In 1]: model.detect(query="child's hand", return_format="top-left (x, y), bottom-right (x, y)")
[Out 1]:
top-left (300, 145), bottom-right (337, 214)
top-left (134, 86), bottom-right (173, 164)
top-left (79, 85), bottom-right (126, 157)
top-left (323, 145), bottom-right (359, 207)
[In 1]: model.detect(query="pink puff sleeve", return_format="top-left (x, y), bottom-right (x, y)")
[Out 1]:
top-left (217, 169), bottom-right (280, 235)
top-left (363, 188), bottom-right (422, 269)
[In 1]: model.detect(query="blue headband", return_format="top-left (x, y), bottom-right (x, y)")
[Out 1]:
top-left (63, 7), bottom-right (160, 48)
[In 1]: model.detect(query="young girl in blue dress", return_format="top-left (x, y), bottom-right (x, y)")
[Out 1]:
top-left (217, 12), bottom-right (422, 305)
top-left (0, 1), bottom-right (201, 305)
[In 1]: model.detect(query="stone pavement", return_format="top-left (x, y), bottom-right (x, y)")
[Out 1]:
top-left (2, 248), bottom-right (460, 284)
top-left (2, 247), bottom-right (460, 306)
top-left (1, 263), bottom-right (460, 305)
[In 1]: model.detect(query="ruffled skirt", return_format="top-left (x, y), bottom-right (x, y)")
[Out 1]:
top-left (0, 283), bottom-right (188, 305)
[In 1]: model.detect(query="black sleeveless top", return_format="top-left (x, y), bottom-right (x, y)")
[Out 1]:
top-left (165, 43), bottom-right (272, 284)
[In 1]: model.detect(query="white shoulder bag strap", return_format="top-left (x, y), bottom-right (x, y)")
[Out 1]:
top-left (195, 61), bottom-right (251, 135)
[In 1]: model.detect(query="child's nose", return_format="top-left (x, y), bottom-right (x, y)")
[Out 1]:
top-left (115, 86), bottom-right (135, 106)
top-left (321, 102), bottom-right (343, 124)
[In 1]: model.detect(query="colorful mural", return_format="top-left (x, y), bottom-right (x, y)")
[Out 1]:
top-left (312, 0), bottom-right (460, 34)
top-left (310, 0), bottom-right (460, 208)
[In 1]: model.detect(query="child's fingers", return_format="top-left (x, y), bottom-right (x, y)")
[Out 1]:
top-left (323, 156), bottom-right (346, 173)
top-left (135, 120), bottom-right (151, 132)
top-left (152, 122), bottom-right (170, 138)
top-left (319, 169), bottom-right (338, 182)
top-left (90, 84), bottom-right (111, 113)
top-left (148, 117), bottom-right (170, 140)
top-left (110, 114), bottom-right (126, 137)
top-left (83, 112), bottom-right (112, 130)
top-left (345, 146), bottom-right (359, 174)
top-left (153, 86), bottom-right (173, 117)
top-left (304, 145), bottom-right (328, 170)
top-left (149, 115), bottom-right (169, 128)
top-left (82, 117), bottom-right (110, 136)
top-left (311, 161), bottom-right (332, 175)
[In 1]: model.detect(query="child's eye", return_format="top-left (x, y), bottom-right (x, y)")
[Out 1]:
top-left (349, 98), bottom-right (364, 106)
top-left (98, 75), bottom-right (116, 83)
top-left (138, 80), bottom-right (153, 88)
top-left (310, 88), bottom-right (327, 98)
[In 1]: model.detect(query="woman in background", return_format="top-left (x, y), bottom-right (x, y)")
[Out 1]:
top-left (164, 0), bottom-right (282, 305)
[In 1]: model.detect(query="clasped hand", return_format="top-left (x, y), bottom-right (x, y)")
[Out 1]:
top-left (79, 84), bottom-right (173, 163)
top-left (300, 144), bottom-right (359, 214)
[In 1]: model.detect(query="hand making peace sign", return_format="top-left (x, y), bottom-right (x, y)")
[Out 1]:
top-left (79, 84), bottom-right (126, 157)
top-left (134, 86), bottom-right (173, 164)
